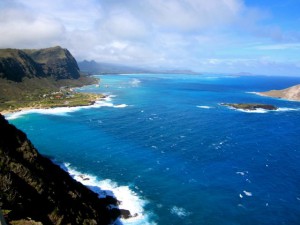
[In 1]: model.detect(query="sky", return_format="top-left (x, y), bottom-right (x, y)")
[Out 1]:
top-left (1, 0), bottom-right (300, 76)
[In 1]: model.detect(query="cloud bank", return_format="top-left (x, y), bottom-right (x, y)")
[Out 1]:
top-left (1, 0), bottom-right (300, 75)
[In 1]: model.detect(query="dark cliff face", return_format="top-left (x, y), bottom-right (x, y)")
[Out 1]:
top-left (25, 46), bottom-right (80, 80)
top-left (0, 115), bottom-right (120, 225)
top-left (0, 46), bottom-right (80, 82)
top-left (0, 49), bottom-right (45, 82)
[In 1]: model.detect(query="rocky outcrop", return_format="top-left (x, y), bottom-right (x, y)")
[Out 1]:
top-left (221, 103), bottom-right (278, 111)
top-left (0, 114), bottom-right (123, 225)
top-left (0, 46), bottom-right (80, 82)
top-left (258, 84), bottom-right (300, 101)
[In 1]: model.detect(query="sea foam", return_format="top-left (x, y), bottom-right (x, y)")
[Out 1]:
top-left (62, 163), bottom-right (155, 225)
top-left (236, 108), bottom-right (269, 114)
top-left (235, 107), bottom-right (299, 114)
top-left (196, 105), bottom-right (212, 109)
top-left (170, 206), bottom-right (191, 218)
top-left (131, 79), bottom-right (141, 87)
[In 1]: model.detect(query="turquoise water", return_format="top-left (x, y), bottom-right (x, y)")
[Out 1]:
top-left (8, 74), bottom-right (300, 225)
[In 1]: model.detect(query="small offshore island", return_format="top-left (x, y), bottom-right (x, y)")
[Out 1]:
top-left (0, 46), bottom-right (103, 114)
top-left (221, 103), bottom-right (278, 111)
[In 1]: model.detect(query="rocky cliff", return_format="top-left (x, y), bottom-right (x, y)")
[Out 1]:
top-left (258, 84), bottom-right (300, 101)
top-left (0, 114), bottom-right (123, 225)
top-left (24, 46), bottom-right (80, 80)
top-left (0, 46), bottom-right (80, 82)
top-left (0, 46), bottom-right (98, 107)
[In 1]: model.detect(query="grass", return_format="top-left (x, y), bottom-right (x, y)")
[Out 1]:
top-left (0, 92), bottom-right (105, 113)
top-left (0, 76), bottom-right (102, 114)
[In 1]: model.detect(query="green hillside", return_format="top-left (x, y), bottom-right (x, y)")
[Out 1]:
top-left (0, 46), bottom-right (99, 113)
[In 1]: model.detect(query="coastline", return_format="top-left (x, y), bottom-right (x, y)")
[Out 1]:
top-left (250, 91), bottom-right (300, 102)
top-left (250, 83), bottom-right (300, 102)
top-left (3, 95), bottom-right (128, 120)
top-left (0, 92), bottom-right (105, 116)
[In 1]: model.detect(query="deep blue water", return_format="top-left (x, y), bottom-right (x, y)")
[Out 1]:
top-left (8, 74), bottom-right (300, 225)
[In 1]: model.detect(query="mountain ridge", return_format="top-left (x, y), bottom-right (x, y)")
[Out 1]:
top-left (0, 46), bottom-right (98, 112)
top-left (0, 46), bottom-right (80, 82)
top-left (78, 60), bottom-right (149, 75)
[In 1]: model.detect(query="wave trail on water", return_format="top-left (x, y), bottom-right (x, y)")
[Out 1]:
top-left (196, 105), bottom-right (212, 109)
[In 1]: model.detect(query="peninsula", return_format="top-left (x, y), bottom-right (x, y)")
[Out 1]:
top-left (0, 46), bottom-right (101, 114)
top-left (258, 84), bottom-right (300, 101)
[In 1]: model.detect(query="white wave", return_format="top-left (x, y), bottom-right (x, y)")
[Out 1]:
top-left (196, 105), bottom-right (212, 109)
top-left (235, 108), bottom-right (269, 114)
top-left (114, 104), bottom-right (128, 108)
top-left (5, 95), bottom-right (127, 120)
top-left (131, 79), bottom-right (141, 87)
top-left (170, 206), bottom-right (191, 218)
top-left (5, 107), bottom-right (80, 120)
top-left (236, 107), bottom-right (300, 114)
top-left (62, 163), bottom-right (155, 225)
top-left (243, 190), bottom-right (253, 197)
top-left (276, 107), bottom-right (299, 112)
top-left (104, 95), bottom-right (117, 102)
top-left (236, 171), bottom-right (248, 176)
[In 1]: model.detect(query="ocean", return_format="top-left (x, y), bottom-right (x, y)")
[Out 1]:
top-left (7, 74), bottom-right (300, 225)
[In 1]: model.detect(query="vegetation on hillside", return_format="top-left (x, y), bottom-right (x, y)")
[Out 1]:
top-left (0, 46), bottom-right (100, 113)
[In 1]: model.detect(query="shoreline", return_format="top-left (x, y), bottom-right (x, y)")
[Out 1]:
top-left (250, 91), bottom-right (300, 102)
top-left (0, 97), bottom-right (98, 115)
top-left (0, 90), bottom-right (106, 116)
top-left (3, 95), bottom-right (128, 120)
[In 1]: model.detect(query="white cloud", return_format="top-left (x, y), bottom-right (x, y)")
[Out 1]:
top-left (254, 43), bottom-right (300, 50)
top-left (141, 0), bottom-right (244, 31)
top-left (0, 8), bottom-right (65, 48)
top-left (99, 9), bottom-right (148, 39)
top-left (1, 0), bottom-right (299, 76)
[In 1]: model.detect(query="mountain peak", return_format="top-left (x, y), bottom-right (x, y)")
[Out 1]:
top-left (0, 46), bottom-right (80, 82)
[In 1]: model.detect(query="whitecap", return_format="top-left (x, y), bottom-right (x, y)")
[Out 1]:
top-left (236, 171), bottom-right (248, 176)
top-left (196, 105), bottom-right (212, 109)
top-left (236, 108), bottom-right (269, 114)
top-left (170, 206), bottom-right (191, 218)
top-left (243, 190), bottom-right (253, 196)
top-left (61, 163), bottom-right (156, 225)
top-left (276, 107), bottom-right (299, 112)
top-left (227, 106), bottom-right (299, 114)
top-left (131, 79), bottom-right (141, 87)
top-left (114, 104), bottom-right (128, 108)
